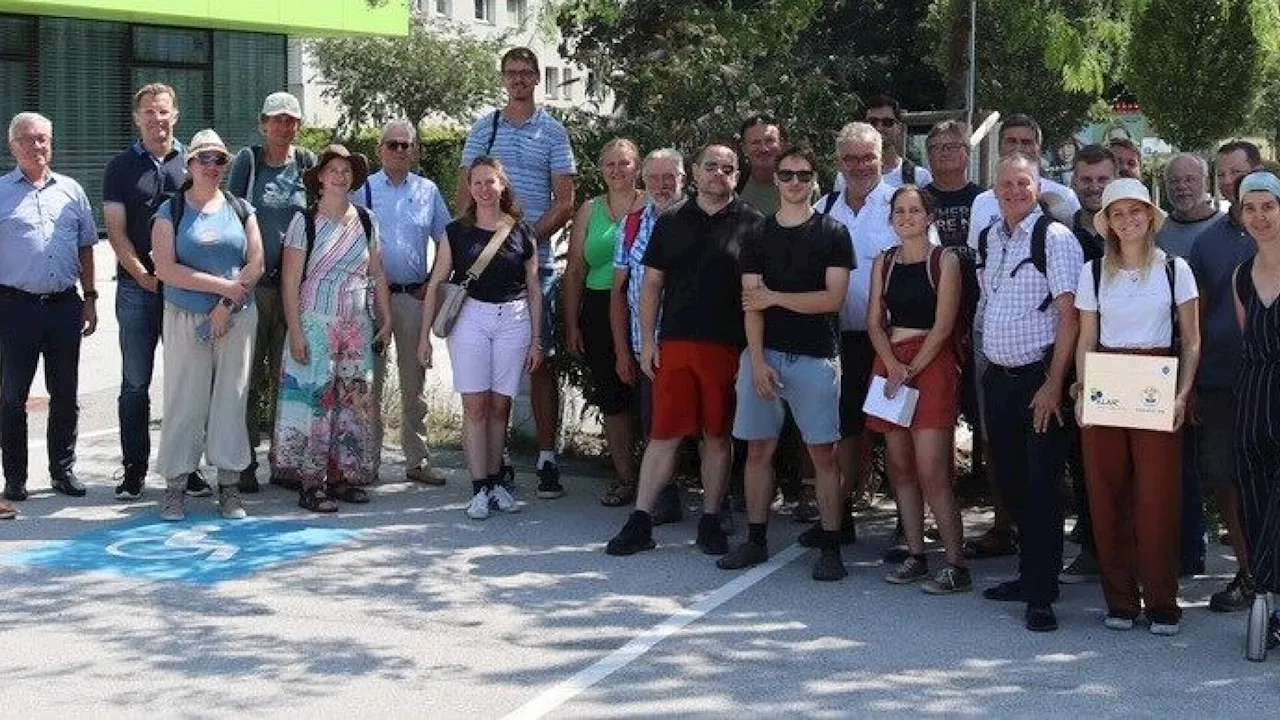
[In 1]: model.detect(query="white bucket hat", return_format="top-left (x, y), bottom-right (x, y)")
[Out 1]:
top-left (185, 129), bottom-right (230, 163)
top-left (1094, 177), bottom-right (1166, 238)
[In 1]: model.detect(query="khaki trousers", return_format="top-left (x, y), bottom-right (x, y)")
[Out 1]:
top-left (372, 291), bottom-right (431, 467)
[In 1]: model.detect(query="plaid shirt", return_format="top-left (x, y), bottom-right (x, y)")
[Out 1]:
top-left (977, 208), bottom-right (1083, 366)
top-left (614, 201), bottom-right (661, 355)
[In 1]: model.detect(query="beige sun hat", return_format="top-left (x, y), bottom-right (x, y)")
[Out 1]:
top-left (185, 129), bottom-right (231, 163)
top-left (1094, 177), bottom-right (1166, 238)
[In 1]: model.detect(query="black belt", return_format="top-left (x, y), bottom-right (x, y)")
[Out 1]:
top-left (991, 357), bottom-right (1048, 377)
top-left (0, 285), bottom-right (77, 304)
top-left (389, 282), bottom-right (424, 294)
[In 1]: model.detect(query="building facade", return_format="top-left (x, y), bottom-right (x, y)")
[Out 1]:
top-left (1, 0), bottom-right (406, 217)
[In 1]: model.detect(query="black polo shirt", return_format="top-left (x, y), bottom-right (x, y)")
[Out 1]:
top-left (642, 194), bottom-right (764, 347)
top-left (1071, 209), bottom-right (1106, 263)
top-left (102, 140), bottom-right (187, 275)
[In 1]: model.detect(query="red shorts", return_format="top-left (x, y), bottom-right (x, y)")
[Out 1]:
top-left (650, 340), bottom-right (739, 440)
top-left (866, 335), bottom-right (959, 433)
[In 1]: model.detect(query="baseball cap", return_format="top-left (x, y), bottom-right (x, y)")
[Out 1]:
top-left (261, 92), bottom-right (302, 119)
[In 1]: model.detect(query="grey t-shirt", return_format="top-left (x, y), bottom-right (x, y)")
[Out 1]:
top-left (227, 147), bottom-right (314, 277)
top-left (1156, 210), bottom-right (1222, 259)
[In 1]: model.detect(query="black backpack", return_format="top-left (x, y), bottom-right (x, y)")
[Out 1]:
top-left (1090, 256), bottom-right (1181, 351)
top-left (300, 206), bottom-right (374, 281)
top-left (169, 189), bottom-right (251, 230)
top-left (976, 214), bottom-right (1057, 312)
top-left (879, 244), bottom-right (973, 359)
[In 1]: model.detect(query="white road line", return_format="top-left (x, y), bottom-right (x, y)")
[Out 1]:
top-left (501, 543), bottom-right (808, 720)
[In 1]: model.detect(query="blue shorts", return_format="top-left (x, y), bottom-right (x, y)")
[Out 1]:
top-left (733, 349), bottom-right (841, 445)
top-left (539, 266), bottom-right (559, 357)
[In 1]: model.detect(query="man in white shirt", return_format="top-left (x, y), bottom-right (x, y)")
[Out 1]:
top-left (353, 120), bottom-right (451, 485)
top-left (810, 121), bottom-right (899, 549)
top-left (966, 114), bottom-right (1081, 250)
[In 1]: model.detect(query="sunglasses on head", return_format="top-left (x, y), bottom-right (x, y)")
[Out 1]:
top-left (775, 169), bottom-right (815, 183)
top-left (383, 140), bottom-right (414, 151)
top-left (194, 151), bottom-right (228, 166)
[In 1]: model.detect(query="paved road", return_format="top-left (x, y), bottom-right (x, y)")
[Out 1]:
top-left (2, 250), bottom-right (1278, 718)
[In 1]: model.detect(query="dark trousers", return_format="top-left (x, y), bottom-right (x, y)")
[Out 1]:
top-left (116, 278), bottom-right (162, 474)
top-left (1180, 436), bottom-right (1206, 569)
top-left (983, 359), bottom-right (1067, 606)
top-left (0, 291), bottom-right (83, 483)
top-left (1064, 406), bottom-right (1094, 552)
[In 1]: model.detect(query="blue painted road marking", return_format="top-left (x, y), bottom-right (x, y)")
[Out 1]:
top-left (4, 515), bottom-right (360, 585)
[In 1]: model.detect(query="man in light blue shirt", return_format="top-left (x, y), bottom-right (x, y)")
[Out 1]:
top-left (0, 112), bottom-right (99, 507)
top-left (457, 46), bottom-right (577, 498)
top-left (355, 120), bottom-right (451, 485)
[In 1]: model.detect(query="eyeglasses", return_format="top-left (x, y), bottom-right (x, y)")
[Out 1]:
top-left (502, 69), bottom-right (538, 80)
top-left (383, 140), bottom-right (414, 151)
top-left (775, 170), bottom-right (815, 183)
top-left (867, 117), bottom-right (898, 128)
top-left (928, 142), bottom-right (966, 153)
top-left (194, 151), bottom-right (228, 166)
top-left (840, 153), bottom-right (879, 165)
top-left (701, 162), bottom-right (738, 175)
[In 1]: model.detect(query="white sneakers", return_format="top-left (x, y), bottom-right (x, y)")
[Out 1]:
top-left (466, 484), bottom-right (521, 520)
top-left (160, 484), bottom-right (185, 522)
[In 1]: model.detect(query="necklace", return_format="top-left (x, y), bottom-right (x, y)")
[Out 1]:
top-left (606, 190), bottom-right (640, 222)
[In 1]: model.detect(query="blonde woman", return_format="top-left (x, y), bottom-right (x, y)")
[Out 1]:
top-left (1072, 178), bottom-right (1200, 635)
top-left (564, 138), bottom-right (647, 506)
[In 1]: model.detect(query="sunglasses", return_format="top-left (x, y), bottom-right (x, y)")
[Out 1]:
top-left (383, 140), bottom-right (414, 151)
top-left (194, 151), bottom-right (228, 166)
top-left (701, 162), bottom-right (738, 175)
top-left (867, 117), bottom-right (898, 128)
top-left (775, 170), bottom-right (815, 183)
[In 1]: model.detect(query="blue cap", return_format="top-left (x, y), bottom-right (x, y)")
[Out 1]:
top-left (1238, 170), bottom-right (1280, 202)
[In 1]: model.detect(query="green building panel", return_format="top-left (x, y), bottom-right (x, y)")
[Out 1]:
top-left (0, 0), bottom-right (408, 36)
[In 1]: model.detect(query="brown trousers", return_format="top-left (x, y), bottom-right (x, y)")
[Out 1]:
top-left (1082, 420), bottom-right (1183, 621)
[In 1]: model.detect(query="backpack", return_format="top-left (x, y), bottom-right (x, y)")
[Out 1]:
top-left (819, 191), bottom-right (841, 215)
top-left (169, 189), bottom-right (251, 231)
top-left (976, 214), bottom-right (1057, 312)
top-left (237, 145), bottom-right (317, 198)
top-left (879, 244), bottom-right (972, 359)
top-left (300, 206), bottom-right (374, 281)
top-left (1090, 256), bottom-right (1181, 351)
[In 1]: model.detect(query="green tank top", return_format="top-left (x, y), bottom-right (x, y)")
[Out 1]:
top-left (584, 197), bottom-right (621, 290)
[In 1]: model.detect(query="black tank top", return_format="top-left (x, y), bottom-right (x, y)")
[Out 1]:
top-left (884, 260), bottom-right (937, 330)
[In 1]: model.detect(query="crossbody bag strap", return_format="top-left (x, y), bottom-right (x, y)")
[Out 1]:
top-left (463, 217), bottom-right (516, 286)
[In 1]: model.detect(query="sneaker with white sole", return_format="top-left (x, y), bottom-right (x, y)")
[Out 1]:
top-left (490, 484), bottom-right (521, 513)
top-left (1104, 614), bottom-right (1135, 631)
top-left (1149, 614), bottom-right (1180, 636)
top-left (160, 484), bottom-right (185, 521)
top-left (218, 485), bottom-right (247, 520)
top-left (467, 488), bottom-right (491, 520)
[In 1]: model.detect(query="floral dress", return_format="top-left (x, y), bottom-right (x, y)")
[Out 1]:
top-left (272, 209), bottom-right (380, 489)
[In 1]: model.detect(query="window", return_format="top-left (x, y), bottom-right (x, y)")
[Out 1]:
top-left (474, 0), bottom-right (493, 22)
top-left (560, 67), bottom-right (573, 101)
top-left (544, 67), bottom-right (559, 99)
top-left (506, 0), bottom-right (527, 24)
top-left (435, 0), bottom-right (452, 16)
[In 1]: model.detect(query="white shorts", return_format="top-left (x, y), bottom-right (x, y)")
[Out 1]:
top-left (447, 297), bottom-right (532, 397)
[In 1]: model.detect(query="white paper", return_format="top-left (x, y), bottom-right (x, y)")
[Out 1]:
top-left (863, 375), bottom-right (920, 427)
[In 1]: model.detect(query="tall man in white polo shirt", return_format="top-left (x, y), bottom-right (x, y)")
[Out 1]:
top-left (810, 121), bottom-right (899, 548)
top-left (355, 120), bottom-right (451, 485)
top-left (976, 154), bottom-right (1082, 633)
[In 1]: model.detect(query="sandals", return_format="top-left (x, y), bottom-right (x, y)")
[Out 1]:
top-left (298, 488), bottom-right (339, 514)
top-left (962, 528), bottom-right (1018, 559)
top-left (600, 480), bottom-right (636, 507)
top-left (0, 502), bottom-right (15, 520)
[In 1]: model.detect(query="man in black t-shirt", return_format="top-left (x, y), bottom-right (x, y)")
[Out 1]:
top-left (606, 142), bottom-right (764, 558)
top-left (717, 148), bottom-right (854, 581)
top-left (922, 120), bottom-right (982, 248)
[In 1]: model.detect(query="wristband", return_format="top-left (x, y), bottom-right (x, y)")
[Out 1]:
top-left (83, 289), bottom-right (99, 300)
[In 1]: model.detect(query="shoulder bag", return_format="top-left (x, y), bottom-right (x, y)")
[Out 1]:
top-left (432, 217), bottom-right (516, 338)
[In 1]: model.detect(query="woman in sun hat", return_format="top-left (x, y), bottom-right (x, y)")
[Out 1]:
top-left (1071, 177), bottom-right (1200, 636)
top-left (273, 144), bottom-right (392, 514)
top-left (150, 128), bottom-right (265, 522)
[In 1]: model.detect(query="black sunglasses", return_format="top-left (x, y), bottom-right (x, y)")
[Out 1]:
top-left (775, 169), bottom-right (815, 183)
top-left (194, 151), bottom-right (228, 166)
top-left (383, 140), bottom-right (414, 151)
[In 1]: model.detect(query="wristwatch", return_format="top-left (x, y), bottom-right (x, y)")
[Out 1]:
top-left (220, 296), bottom-right (234, 308)
top-left (83, 289), bottom-right (99, 300)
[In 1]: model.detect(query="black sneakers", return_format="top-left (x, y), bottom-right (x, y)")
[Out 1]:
top-left (797, 521), bottom-right (856, 548)
top-left (1209, 570), bottom-right (1256, 613)
top-left (606, 512), bottom-right (655, 556)
top-left (536, 461), bottom-right (564, 499)
top-left (696, 513), bottom-right (729, 555)
top-left (717, 541), bottom-right (768, 570)
top-left (1026, 604), bottom-right (1059, 632)
top-left (114, 468), bottom-right (144, 501)
top-left (238, 459), bottom-right (261, 494)
top-left (812, 547), bottom-right (848, 581)
top-left (185, 470), bottom-right (213, 498)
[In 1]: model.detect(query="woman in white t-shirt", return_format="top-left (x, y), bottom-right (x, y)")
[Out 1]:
top-left (1071, 178), bottom-right (1201, 636)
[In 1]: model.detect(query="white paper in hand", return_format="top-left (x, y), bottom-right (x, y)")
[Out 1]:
top-left (863, 375), bottom-right (919, 427)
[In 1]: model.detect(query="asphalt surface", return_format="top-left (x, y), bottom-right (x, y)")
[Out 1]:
top-left (2, 267), bottom-right (1278, 718)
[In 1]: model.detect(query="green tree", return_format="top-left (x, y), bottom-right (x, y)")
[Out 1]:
top-left (1128, 0), bottom-right (1261, 149)
top-left (1246, 1), bottom-right (1280, 147)
top-left (308, 22), bottom-right (504, 133)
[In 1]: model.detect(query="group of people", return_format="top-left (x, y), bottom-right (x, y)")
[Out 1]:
top-left (2, 47), bottom-right (1279, 651)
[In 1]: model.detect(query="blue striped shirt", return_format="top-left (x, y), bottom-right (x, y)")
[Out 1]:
top-left (0, 168), bottom-right (98, 293)
top-left (613, 202), bottom-right (662, 355)
top-left (460, 108), bottom-right (576, 267)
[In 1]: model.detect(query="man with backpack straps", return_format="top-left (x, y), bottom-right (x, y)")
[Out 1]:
top-left (226, 91), bottom-right (317, 493)
top-left (831, 95), bottom-right (934, 195)
top-left (976, 154), bottom-right (1084, 633)
top-left (352, 120), bottom-right (452, 487)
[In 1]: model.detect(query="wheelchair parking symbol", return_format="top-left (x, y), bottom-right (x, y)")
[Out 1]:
top-left (106, 524), bottom-right (239, 563)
